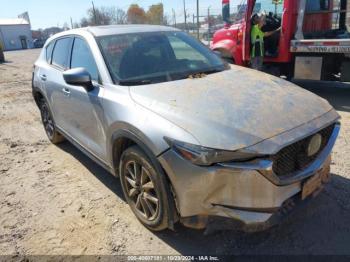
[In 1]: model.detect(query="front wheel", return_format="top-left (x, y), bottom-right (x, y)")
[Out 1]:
top-left (119, 146), bottom-right (174, 231)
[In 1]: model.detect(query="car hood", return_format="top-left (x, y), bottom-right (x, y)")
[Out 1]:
top-left (129, 67), bottom-right (334, 151)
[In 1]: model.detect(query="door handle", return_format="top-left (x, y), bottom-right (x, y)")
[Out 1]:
top-left (62, 88), bottom-right (71, 96)
top-left (40, 74), bottom-right (47, 81)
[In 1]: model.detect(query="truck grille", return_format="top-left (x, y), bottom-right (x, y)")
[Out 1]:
top-left (272, 124), bottom-right (335, 177)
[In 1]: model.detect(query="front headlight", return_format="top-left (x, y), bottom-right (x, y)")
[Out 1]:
top-left (164, 137), bottom-right (259, 166)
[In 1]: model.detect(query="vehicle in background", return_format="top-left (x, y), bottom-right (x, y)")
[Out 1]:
top-left (203, 24), bottom-right (225, 41)
top-left (33, 39), bottom-right (45, 48)
top-left (212, 0), bottom-right (350, 82)
top-left (32, 25), bottom-right (340, 232)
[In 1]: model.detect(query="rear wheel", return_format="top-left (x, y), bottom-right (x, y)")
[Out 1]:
top-left (39, 98), bottom-right (65, 144)
top-left (119, 146), bottom-right (173, 231)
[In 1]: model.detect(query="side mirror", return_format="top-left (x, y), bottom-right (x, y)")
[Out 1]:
top-left (63, 68), bottom-right (94, 92)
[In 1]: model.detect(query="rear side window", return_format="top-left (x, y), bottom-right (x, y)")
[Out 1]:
top-left (52, 38), bottom-right (72, 69)
top-left (71, 38), bottom-right (99, 81)
top-left (46, 41), bottom-right (55, 63)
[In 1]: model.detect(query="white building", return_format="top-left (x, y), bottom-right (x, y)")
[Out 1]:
top-left (0, 18), bottom-right (33, 51)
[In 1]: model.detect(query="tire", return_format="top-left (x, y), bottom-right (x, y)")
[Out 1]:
top-left (39, 98), bottom-right (65, 144)
top-left (119, 145), bottom-right (174, 231)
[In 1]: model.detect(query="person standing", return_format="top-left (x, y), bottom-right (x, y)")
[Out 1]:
top-left (251, 13), bottom-right (281, 71)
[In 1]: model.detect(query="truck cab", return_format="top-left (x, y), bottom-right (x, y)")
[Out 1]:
top-left (212, 0), bottom-right (350, 82)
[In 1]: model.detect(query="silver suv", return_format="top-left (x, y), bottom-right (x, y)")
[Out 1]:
top-left (32, 25), bottom-right (340, 232)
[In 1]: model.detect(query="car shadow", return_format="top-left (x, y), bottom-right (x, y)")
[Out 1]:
top-left (294, 80), bottom-right (350, 113)
top-left (154, 174), bottom-right (350, 255)
top-left (57, 142), bottom-right (125, 201)
top-left (56, 141), bottom-right (350, 255)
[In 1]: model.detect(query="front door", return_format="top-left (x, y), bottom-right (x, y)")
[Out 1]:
top-left (61, 37), bottom-right (107, 160)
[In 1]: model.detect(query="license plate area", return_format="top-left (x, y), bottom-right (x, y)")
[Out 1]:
top-left (302, 166), bottom-right (331, 200)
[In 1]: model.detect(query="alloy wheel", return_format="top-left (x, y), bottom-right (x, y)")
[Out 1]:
top-left (124, 160), bottom-right (159, 221)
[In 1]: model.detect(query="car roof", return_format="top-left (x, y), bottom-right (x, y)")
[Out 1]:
top-left (45, 25), bottom-right (181, 47)
top-left (82, 25), bottom-right (180, 37)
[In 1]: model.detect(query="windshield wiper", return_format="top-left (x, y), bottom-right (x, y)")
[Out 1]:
top-left (119, 79), bottom-right (153, 86)
top-left (176, 68), bottom-right (224, 80)
top-left (198, 68), bottom-right (224, 75)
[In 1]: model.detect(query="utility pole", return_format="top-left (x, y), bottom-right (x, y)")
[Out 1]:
top-left (70, 17), bottom-right (73, 29)
top-left (196, 0), bottom-right (200, 39)
top-left (172, 9), bottom-right (177, 28)
top-left (207, 6), bottom-right (211, 45)
top-left (183, 0), bottom-right (187, 32)
top-left (193, 14), bottom-right (195, 34)
top-left (92, 1), bottom-right (97, 25)
top-left (275, 3), bottom-right (278, 15)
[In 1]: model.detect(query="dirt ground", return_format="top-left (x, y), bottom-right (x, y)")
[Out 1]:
top-left (0, 49), bottom-right (350, 256)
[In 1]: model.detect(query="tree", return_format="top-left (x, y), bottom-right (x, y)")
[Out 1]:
top-left (146, 3), bottom-right (164, 25)
top-left (80, 6), bottom-right (127, 26)
top-left (114, 8), bottom-right (127, 24)
top-left (80, 17), bottom-right (90, 27)
top-left (127, 4), bottom-right (147, 24)
top-left (73, 22), bottom-right (81, 29)
top-left (62, 22), bottom-right (70, 31)
top-left (88, 6), bottom-right (113, 25)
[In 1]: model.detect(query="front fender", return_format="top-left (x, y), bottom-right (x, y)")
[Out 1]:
top-left (108, 122), bottom-right (165, 166)
top-left (212, 39), bottom-right (244, 65)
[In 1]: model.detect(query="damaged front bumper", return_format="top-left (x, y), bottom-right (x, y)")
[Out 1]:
top-left (158, 124), bottom-right (340, 232)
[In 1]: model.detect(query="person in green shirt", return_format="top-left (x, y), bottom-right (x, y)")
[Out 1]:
top-left (251, 13), bottom-right (281, 71)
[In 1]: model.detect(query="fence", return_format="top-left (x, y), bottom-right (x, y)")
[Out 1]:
top-left (170, 8), bottom-right (225, 43)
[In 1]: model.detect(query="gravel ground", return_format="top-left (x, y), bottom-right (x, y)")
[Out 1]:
top-left (0, 49), bottom-right (349, 256)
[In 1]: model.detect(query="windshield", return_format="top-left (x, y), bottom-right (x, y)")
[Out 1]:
top-left (97, 31), bottom-right (227, 85)
top-left (255, 0), bottom-right (284, 18)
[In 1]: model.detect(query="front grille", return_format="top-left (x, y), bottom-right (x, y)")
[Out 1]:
top-left (272, 124), bottom-right (335, 177)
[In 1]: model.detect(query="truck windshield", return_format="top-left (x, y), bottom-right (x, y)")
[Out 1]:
top-left (254, 0), bottom-right (284, 18)
top-left (97, 31), bottom-right (227, 85)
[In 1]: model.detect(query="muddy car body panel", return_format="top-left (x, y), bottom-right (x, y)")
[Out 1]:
top-left (129, 67), bottom-right (334, 152)
top-left (32, 25), bottom-right (340, 232)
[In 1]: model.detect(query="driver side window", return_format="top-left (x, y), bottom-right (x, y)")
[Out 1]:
top-left (71, 38), bottom-right (99, 82)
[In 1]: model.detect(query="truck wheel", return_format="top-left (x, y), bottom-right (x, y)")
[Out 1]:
top-left (119, 145), bottom-right (174, 231)
top-left (39, 98), bottom-right (65, 144)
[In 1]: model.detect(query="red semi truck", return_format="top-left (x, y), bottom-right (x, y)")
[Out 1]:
top-left (211, 0), bottom-right (350, 82)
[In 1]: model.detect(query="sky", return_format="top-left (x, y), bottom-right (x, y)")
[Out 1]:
top-left (0, 0), bottom-right (241, 30)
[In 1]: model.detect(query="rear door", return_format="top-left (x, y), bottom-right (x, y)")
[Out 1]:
top-left (44, 37), bottom-right (74, 131)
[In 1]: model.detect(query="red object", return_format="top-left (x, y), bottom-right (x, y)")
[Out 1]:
top-left (211, 0), bottom-right (338, 66)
